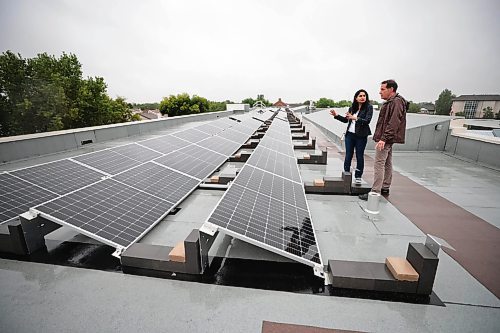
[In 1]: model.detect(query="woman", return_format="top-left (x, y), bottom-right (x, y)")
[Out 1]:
top-left (330, 89), bottom-right (373, 184)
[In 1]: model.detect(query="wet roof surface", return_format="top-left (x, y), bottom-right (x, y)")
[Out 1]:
top-left (1, 114), bottom-right (499, 332)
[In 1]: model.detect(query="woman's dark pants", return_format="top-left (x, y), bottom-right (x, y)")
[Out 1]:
top-left (344, 132), bottom-right (368, 178)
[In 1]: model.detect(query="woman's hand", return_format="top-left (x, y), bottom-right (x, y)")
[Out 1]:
top-left (329, 109), bottom-right (337, 117)
top-left (346, 113), bottom-right (358, 121)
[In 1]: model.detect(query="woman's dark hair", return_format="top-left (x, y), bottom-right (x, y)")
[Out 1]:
top-left (351, 89), bottom-right (370, 113)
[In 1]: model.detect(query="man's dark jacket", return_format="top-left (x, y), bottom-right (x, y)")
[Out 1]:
top-left (373, 94), bottom-right (407, 144)
top-left (334, 104), bottom-right (373, 137)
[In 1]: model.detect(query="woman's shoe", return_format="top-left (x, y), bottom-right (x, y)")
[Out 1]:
top-left (354, 178), bottom-right (362, 184)
top-left (381, 188), bottom-right (390, 195)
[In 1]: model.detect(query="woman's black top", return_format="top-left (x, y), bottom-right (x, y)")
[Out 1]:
top-left (334, 104), bottom-right (373, 137)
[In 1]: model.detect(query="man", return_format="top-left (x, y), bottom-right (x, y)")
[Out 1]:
top-left (359, 79), bottom-right (407, 200)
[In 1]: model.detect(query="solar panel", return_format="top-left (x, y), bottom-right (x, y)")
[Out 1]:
top-left (0, 173), bottom-right (58, 224)
top-left (171, 128), bottom-right (209, 143)
top-left (34, 179), bottom-right (174, 249)
top-left (211, 117), bottom-right (236, 128)
top-left (114, 162), bottom-right (199, 204)
top-left (264, 129), bottom-right (291, 141)
top-left (246, 146), bottom-right (301, 183)
top-left (155, 145), bottom-right (227, 179)
top-left (74, 143), bottom-right (161, 175)
top-left (138, 135), bottom-right (189, 155)
top-left (12, 159), bottom-right (104, 195)
top-left (258, 136), bottom-right (295, 157)
top-left (196, 124), bottom-right (224, 136)
top-left (196, 136), bottom-right (242, 156)
top-left (206, 182), bottom-right (320, 265)
top-left (217, 128), bottom-right (249, 143)
top-left (235, 165), bottom-right (308, 210)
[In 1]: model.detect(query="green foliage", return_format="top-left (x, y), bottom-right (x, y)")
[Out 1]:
top-left (131, 102), bottom-right (160, 110)
top-left (242, 96), bottom-right (271, 107)
top-left (208, 100), bottom-right (233, 112)
top-left (482, 107), bottom-right (494, 119)
top-left (455, 112), bottom-right (465, 117)
top-left (315, 98), bottom-right (335, 108)
top-left (496, 111), bottom-right (500, 120)
top-left (315, 98), bottom-right (350, 108)
top-left (435, 89), bottom-right (455, 115)
top-left (0, 51), bottom-right (134, 136)
top-left (407, 101), bottom-right (420, 113)
top-left (159, 93), bottom-right (211, 117)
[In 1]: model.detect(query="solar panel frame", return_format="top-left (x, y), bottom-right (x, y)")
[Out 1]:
top-left (203, 116), bottom-right (324, 273)
top-left (154, 145), bottom-right (228, 180)
top-left (73, 143), bottom-right (161, 175)
top-left (246, 146), bottom-right (302, 183)
top-left (171, 128), bottom-right (210, 143)
top-left (0, 173), bottom-right (58, 224)
top-left (137, 135), bottom-right (190, 155)
top-left (206, 183), bottom-right (321, 267)
top-left (33, 179), bottom-right (176, 250)
top-left (11, 159), bottom-right (105, 195)
top-left (195, 123), bottom-right (224, 136)
top-left (195, 136), bottom-right (242, 156)
top-left (113, 162), bottom-right (199, 204)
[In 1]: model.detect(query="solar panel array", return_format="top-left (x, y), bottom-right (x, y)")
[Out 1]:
top-left (206, 117), bottom-right (323, 269)
top-left (3, 115), bottom-right (263, 252)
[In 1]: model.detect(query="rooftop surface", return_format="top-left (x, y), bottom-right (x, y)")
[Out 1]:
top-left (0, 112), bottom-right (499, 332)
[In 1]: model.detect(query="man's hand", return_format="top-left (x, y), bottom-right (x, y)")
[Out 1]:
top-left (375, 140), bottom-right (385, 151)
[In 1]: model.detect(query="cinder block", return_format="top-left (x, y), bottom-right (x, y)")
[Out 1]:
top-left (235, 153), bottom-right (241, 158)
top-left (328, 260), bottom-right (417, 293)
top-left (303, 154), bottom-right (310, 160)
top-left (406, 243), bottom-right (439, 295)
top-left (313, 179), bottom-right (325, 187)
top-left (169, 242), bottom-right (186, 263)
top-left (210, 176), bottom-right (219, 183)
top-left (385, 257), bottom-right (419, 281)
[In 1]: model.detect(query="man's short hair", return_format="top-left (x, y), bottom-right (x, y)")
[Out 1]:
top-left (381, 79), bottom-right (398, 92)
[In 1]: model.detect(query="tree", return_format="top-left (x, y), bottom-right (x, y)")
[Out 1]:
top-left (496, 111), bottom-right (500, 120)
top-left (0, 51), bottom-right (135, 136)
top-left (315, 97), bottom-right (336, 108)
top-left (435, 89), bottom-right (455, 115)
top-left (131, 102), bottom-right (160, 110)
top-left (242, 96), bottom-right (271, 107)
top-left (159, 93), bottom-right (211, 117)
top-left (407, 101), bottom-right (420, 113)
top-left (482, 107), bottom-right (494, 119)
top-left (334, 100), bottom-right (351, 108)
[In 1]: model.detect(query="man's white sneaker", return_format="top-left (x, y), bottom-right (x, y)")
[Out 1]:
top-left (355, 178), bottom-right (362, 184)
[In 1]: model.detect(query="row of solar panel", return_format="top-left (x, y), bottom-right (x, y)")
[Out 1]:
top-left (28, 116), bottom-right (266, 249)
top-left (206, 115), bottom-right (322, 266)
top-left (0, 116), bottom-right (263, 228)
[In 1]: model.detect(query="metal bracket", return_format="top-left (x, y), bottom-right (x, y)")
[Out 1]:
top-left (112, 247), bottom-right (123, 258)
top-left (313, 264), bottom-right (325, 278)
top-left (199, 222), bottom-right (218, 236)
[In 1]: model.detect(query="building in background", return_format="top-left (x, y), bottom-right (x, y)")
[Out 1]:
top-left (451, 95), bottom-right (500, 118)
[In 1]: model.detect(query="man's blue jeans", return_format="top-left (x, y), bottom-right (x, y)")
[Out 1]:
top-left (344, 132), bottom-right (368, 178)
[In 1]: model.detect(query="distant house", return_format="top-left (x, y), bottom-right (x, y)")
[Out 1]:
top-left (451, 95), bottom-right (500, 118)
top-left (273, 98), bottom-right (288, 107)
top-left (131, 109), bottom-right (163, 120)
top-left (419, 102), bottom-right (435, 114)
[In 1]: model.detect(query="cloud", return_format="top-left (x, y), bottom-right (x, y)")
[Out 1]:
top-left (1, 0), bottom-right (499, 103)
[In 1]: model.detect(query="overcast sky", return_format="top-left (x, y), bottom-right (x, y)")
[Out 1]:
top-left (1, 0), bottom-right (499, 104)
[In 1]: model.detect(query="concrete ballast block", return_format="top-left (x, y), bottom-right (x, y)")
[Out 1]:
top-left (385, 257), bottom-right (419, 281)
top-left (304, 154), bottom-right (310, 160)
top-left (169, 242), bottom-right (186, 263)
top-left (210, 176), bottom-right (219, 183)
